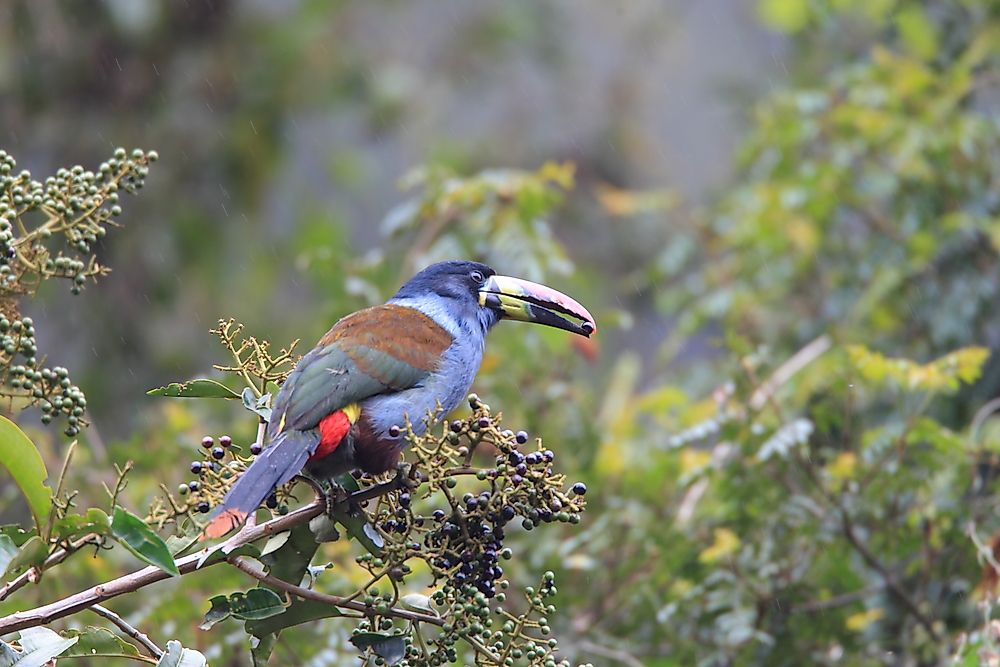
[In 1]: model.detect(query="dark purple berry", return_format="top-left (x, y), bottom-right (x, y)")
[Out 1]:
top-left (515, 431), bottom-right (529, 444)
top-left (399, 492), bottom-right (411, 508)
top-left (201, 436), bottom-right (214, 449)
top-left (466, 498), bottom-right (478, 510)
top-left (432, 509), bottom-right (446, 522)
top-left (219, 435), bottom-right (232, 448)
top-left (515, 463), bottom-right (527, 476)
top-left (543, 450), bottom-right (555, 462)
top-left (525, 453), bottom-right (540, 466)
top-left (250, 443), bottom-right (262, 456)
top-left (196, 501), bottom-right (210, 513)
top-left (190, 461), bottom-right (203, 474)
top-left (450, 420), bottom-right (463, 433)
top-left (511, 474), bottom-right (523, 486)
top-left (265, 495), bottom-right (278, 509)
top-left (188, 480), bottom-right (200, 492)
top-left (500, 506), bottom-right (516, 522)
top-left (211, 446), bottom-right (225, 460)
top-left (478, 417), bottom-right (490, 428)
top-left (572, 482), bottom-right (588, 496)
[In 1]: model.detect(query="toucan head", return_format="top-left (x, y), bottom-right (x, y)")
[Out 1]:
top-left (391, 260), bottom-right (596, 338)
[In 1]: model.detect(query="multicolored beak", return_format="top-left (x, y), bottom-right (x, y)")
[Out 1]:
top-left (479, 275), bottom-right (596, 337)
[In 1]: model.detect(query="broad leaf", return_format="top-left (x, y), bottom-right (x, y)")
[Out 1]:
top-left (147, 379), bottom-right (240, 399)
top-left (51, 508), bottom-right (110, 541)
top-left (8, 627), bottom-right (78, 667)
top-left (111, 506), bottom-right (179, 576)
top-left (155, 640), bottom-right (206, 667)
top-left (244, 599), bottom-right (343, 636)
top-left (0, 416), bottom-right (51, 536)
top-left (0, 536), bottom-right (18, 580)
top-left (200, 595), bottom-right (233, 630)
top-left (63, 627), bottom-right (141, 658)
top-left (2, 537), bottom-right (48, 580)
top-left (241, 387), bottom-right (272, 420)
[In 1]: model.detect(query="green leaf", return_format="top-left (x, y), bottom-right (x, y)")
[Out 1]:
top-left (202, 589), bottom-right (285, 627)
top-left (0, 416), bottom-right (51, 536)
top-left (147, 379), bottom-right (240, 399)
top-left (9, 627), bottom-right (78, 667)
top-left (0, 536), bottom-right (18, 580)
top-left (51, 507), bottom-right (110, 541)
top-left (63, 627), bottom-right (141, 658)
top-left (3, 537), bottom-right (48, 580)
top-left (230, 589), bottom-right (286, 621)
top-left (244, 599), bottom-right (343, 636)
top-left (200, 595), bottom-right (233, 630)
top-left (259, 531), bottom-right (291, 556)
top-left (111, 506), bottom-right (179, 576)
top-left (249, 633), bottom-right (277, 667)
top-left (330, 473), bottom-right (384, 555)
top-left (400, 593), bottom-right (437, 616)
top-left (250, 521), bottom-right (322, 664)
top-left (155, 640), bottom-right (206, 667)
top-left (350, 632), bottom-right (407, 665)
top-left (0, 525), bottom-right (36, 547)
top-left (241, 387), bottom-right (272, 420)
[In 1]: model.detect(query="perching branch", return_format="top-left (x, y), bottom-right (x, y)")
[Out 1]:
top-left (0, 499), bottom-right (325, 635)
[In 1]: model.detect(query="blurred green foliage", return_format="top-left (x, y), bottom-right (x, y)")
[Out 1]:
top-left (2, 0), bottom-right (1000, 665)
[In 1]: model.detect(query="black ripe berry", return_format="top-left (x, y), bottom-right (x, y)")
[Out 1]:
top-left (196, 501), bottom-right (210, 513)
top-left (188, 481), bottom-right (200, 493)
top-left (450, 420), bottom-right (463, 433)
top-left (219, 435), bottom-right (232, 448)
top-left (399, 492), bottom-right (411, 508)
top-left (515, 430), bottom-right (529, 444)
top-left (190, 461), bottom-right (203, 474)
top-left (572, 482), bottom-right (588, 496)
top-left (211, 446), bottom-right (225, 460)
top-left (201, 436), bottom-right (214, 449)
top-left (250, 442), bottom-right (262, 456)
top-left (478, 416), bottom-right (490, 429)
top-left (265, 494), bottom-right (278, 509)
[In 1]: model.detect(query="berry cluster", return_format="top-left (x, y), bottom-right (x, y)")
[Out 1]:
top-left (0, 148), bottom-right (155, 434)
top-left (347, 396), bottom-right (587, 666)
top-left (0, 314), bottom-right (87, 435)
top-left (175, 434), bottom-right (287, 517)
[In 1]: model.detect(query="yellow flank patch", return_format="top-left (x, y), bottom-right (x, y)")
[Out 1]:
top-left (343, 403), bottom-right (361, 424)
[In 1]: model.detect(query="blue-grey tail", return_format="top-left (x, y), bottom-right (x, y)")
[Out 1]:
top-left (202, 430), bottom-right (317, 538)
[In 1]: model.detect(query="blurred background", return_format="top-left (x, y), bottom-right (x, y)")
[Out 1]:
top-left (3, 0), bottom-right (1000, 664)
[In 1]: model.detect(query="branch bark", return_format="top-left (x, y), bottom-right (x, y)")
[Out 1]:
top-left (0, 499), bottom-right (325, 636)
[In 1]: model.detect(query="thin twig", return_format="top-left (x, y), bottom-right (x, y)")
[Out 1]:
top-left (749, 334), bottom-right (832, 411)
top-left (839, 510), bottom-right (940, 641)
top-left (227, 556), bottom-right (444, 627)
top-left (89, 604), bottom-right (163, 658)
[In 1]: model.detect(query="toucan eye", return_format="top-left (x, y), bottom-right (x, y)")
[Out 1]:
top-left (470, 270), bottom-right (485, 284)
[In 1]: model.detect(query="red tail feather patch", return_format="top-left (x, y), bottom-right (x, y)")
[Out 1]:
top-left (310, 410), bottom-right (352, 461)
